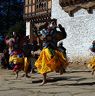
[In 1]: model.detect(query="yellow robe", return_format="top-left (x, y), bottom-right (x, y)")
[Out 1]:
top-left (35, 48), bottom-right (68, 74)
top-left (9, 54), bottom-right (24, 64)
top-left (9, 55), bottom-right (30, 73)
top-left (88, 56), bottom-right (95, 70)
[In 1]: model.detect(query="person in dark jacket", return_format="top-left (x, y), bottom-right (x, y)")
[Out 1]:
top-left (22, 36), bottom-right (36, 77)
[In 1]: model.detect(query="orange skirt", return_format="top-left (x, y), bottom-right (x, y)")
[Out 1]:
top-left (35, 48), bottom-right (68, 74)
top-left (88, 56), bottom-right (95, 70)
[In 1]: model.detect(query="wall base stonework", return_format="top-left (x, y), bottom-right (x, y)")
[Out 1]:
top-left (51, 0), bottom-right (95, 63)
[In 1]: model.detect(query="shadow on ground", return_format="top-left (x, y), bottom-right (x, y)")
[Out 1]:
top-left (32, 73), bottom-right (95, 86)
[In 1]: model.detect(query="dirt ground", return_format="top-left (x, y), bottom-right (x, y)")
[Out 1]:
top-left (0, 63), bottom-right (95, 96)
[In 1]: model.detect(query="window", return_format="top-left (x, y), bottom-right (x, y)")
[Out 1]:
top-left (25, 7), bottom-right (28, 14)
top-left (25, 0), bottom-right (29, 5)
top-left (36, 0), bottom-right (47, 12)
top-left (29, 0), bottom-right (32, 4)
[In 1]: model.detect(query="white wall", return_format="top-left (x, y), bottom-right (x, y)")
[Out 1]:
top-left (26, 21), bottom-right (31, 36)
top-left (51, 0), bottom-right (95, 62)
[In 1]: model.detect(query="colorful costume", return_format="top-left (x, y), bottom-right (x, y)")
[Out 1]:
top-left (88, 41), bottom-right (95, 71)
top-left (35, 26), bottom-right (68, 74)
top-left (9, 50), bottom-right (24, 72)
top-left (9, 49), bottom-right (31, 73)
top-left (88, 56), bottom-right (95, 70)
top-left (35, 48), bottom-right (68, 74)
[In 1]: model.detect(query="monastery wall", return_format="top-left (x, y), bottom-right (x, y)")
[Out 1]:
top-left (51, 0), bottom-right (95, 63)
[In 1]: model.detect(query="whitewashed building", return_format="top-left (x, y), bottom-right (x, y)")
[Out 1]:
top-left (24, 0), bottom-right (95, 63)
top-left (51, 0), bottom-right (95, 62)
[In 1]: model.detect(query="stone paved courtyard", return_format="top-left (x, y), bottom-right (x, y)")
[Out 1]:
top-left (0, 64), bottom-right (95, 96)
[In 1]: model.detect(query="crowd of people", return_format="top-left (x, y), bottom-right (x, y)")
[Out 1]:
top-left (0, 20), bottom-right (95, 85)
top-left (0, 32), bottom-right (38, 78)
